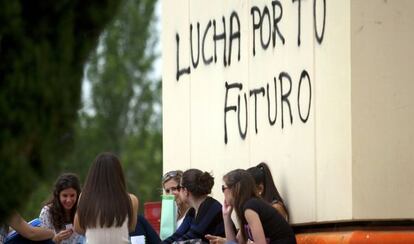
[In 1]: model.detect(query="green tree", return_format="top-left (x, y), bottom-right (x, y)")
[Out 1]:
top-left (0, 0), bottom-right (121, 221)
top-left (52, 0), bottom-right (161, 211)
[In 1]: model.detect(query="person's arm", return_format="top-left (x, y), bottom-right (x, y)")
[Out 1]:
top-left (74, 193), bottom-right (85, 235)
top-left (8, 213), bottom-right (54, 241)
top-left (272, 202), bottom-right (288, 222)
top-left (244, 209), bottom-right (266, 244)
top-left (205, 234), bottom-right (226, 244)
top-left (73, 212), bottom-right (85, 235)
top-left (52, 229), bottom-right (73, 244)
top-left (161, 209), bottom-right (193, 244)
top-left (222, 200), bottom-right (237, 242)
top-left (128, 193), bottom-right (139, 232)
top-left (39, 205), bottom-right (73, 243)
top-left (236, 230), bottom-right (245, 244)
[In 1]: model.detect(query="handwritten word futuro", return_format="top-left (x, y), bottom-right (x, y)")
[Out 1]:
top-left (224, 70), bottom-right (312, 144)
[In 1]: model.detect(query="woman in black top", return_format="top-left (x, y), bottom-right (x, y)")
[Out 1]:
top-left (221, 169), bottom-right (296, 244)
top-left (162, 169), bottom-right (225, 243)
top-left (247, 162), bottom-right (289, 221)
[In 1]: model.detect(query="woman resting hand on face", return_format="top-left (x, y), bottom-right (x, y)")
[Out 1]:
top-left (221, 169), bottom-right (296, 244)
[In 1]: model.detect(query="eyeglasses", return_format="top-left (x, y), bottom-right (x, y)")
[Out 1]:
top-left (221, 185), bottom-right (230, 193)
top-left (162, 170), bottom-right (183, 183)
top-left (165, 185), bottom-right (182, 194)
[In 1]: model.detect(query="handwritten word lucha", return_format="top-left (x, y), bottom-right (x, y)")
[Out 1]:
top-left (175, 11), bottom-right (241, 81)
top-left (175, 0), bottom-right (326, 82)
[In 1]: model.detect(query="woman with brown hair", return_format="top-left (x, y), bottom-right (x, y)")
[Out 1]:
top-left (221, 169), bottom-right (295, 244)
top-left (39, 173), bottom-right (82, 244)
top-left (74, 152), bottom-right (138, 244)
top-left (162, 169), bottom-right (226, 244)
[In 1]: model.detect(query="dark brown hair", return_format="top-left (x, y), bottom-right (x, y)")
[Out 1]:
top-left (247, 162), bottom-right (287, 213)
top-left (223, 169), bottom-right (258, 241)
top-left (47, 173), bottom-right (81, 231)
top-left (77, 152), bottom-right (132, 229)
top-left (181, 169), bottom-right (214, 198)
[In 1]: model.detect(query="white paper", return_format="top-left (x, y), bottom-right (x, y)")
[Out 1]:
top-left (130, 235), bottom-right (145, 244)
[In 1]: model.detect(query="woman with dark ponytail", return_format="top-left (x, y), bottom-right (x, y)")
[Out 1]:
top-left (162, 169), bottom-right (226, 243)
top-left (221, 169), bottom-right (295, 244)
top-left (247, 162), bottom-right (289, 221)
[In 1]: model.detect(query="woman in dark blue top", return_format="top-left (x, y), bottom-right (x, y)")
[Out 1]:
top-left (162, 169), bottom-right (226, 244)
top-left (129, 214), bottom-right (161, 243)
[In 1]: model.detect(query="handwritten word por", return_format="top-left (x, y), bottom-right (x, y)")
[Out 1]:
top-left (176, 0), bottom-right (326, 81)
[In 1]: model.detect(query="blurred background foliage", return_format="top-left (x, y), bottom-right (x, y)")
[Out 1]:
top-left (1, 0), bottom-right (161, 220)
top-left (0, 0), bottom-right (122, 221)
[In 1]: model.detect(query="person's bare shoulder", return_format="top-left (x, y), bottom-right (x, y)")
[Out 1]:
top-left (128, 193), bottom-right (139, 214)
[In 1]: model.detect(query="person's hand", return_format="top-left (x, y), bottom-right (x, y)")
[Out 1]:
top-left (222, 200), bottom-right (233, 218)
top-left (205, 234), bottom-right (226, 244)
top-left (53, 229), bottom-right (73, 243)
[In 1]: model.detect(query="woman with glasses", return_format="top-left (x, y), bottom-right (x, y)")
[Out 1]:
top-left (221, 169), bottom-right (296, 244)
top-left (162, 169), bottom-right (226, 244)
top-left (162, 170), bottom-right (190, 228)
top-left (247, 162), bottom-right (289, 221)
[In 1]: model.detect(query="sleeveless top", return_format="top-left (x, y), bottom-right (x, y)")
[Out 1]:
top-left (243, 198), bottom-right (296, 244)
top-left (85, 218), bottom-right (129, 244)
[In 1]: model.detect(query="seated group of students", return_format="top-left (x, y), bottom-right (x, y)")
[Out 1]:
top-left (161, 163), bottom-right (295, 244)
top-left (1, 152), bottom-right (296, 244)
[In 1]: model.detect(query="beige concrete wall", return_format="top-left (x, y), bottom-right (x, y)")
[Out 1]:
top-left (351, 0), bottom-right (414, 219)
top-left (162, 0), bottom-right (191, 172)
top-left (315, 0), bottom-right (352, 222)
top-left (162, 0), bottom-right (414, 223)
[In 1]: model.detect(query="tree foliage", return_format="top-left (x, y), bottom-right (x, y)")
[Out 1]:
top-left (0, 0), bottom-right (122, 221)
top-left (21, 0), bottom-right (162, 218)
top-left (70, 0), bottom-right (162, 203)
